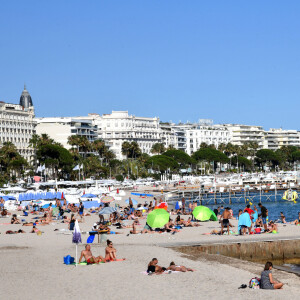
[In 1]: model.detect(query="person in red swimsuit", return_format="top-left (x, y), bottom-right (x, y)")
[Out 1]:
top-left (78, 245), bottom-right (105, 264)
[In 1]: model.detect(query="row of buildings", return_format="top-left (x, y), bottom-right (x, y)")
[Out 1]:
top-left (1, 87), bottom-right (300, 161)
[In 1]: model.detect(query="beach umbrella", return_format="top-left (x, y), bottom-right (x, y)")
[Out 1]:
top-left (101, 195), bottom-right (115, 203)
top-left (146, 208), bottom-right (169, 228)
top-left (98, 207), bottom-right (117, 215)
top-left (72, 220), bottom-right (82, 267)
top-left (125, 199), bottom-right (138, 205)
top-left (81, 193), bottom-right (97, 198)
top-left (192, 206), bottom-right (218, 221)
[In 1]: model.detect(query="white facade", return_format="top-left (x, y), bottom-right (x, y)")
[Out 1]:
top-left (265, 128), bottom-right (300, 150)
top-left (35, 117), bottom-right (97, 149)
top-left (221, 124), bottom-right (267, 148)
top-left (80, 111), bottom-right (161, 159)
top-left (185, 125), bottom-right (231, 155)
top-left (159, 123), bottom-right (177, 149)
top-left (0, 88), bottom-right (36, 162)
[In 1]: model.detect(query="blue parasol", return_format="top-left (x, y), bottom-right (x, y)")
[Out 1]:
top-left (125, 199), bottom-right (138, 205)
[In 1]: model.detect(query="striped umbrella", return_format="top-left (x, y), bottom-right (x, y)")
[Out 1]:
top-left (101, 195), bottom-right (115, 203)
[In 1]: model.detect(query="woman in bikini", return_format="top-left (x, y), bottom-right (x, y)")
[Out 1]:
top-left (105, 240), bottom-right (125, 261)
top-left (167, 261), bottom-right (195, 272)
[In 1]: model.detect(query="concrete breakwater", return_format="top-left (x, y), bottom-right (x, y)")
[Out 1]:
top-left (175, 239), bottom-right (300, 266)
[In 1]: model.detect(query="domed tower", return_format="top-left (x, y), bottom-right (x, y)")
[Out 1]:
top-left (20, 84), bottom-right (33, 108)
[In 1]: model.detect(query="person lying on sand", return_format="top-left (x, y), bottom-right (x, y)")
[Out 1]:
top-left (79, 245), bottom-right (105, 264)
top-left (184, 217), bottom-right (200, 227)
top-left (167, 261), bottom-right (195, 272)
top-left (6, 229), bottom-right (25, 234)
top-left (147, 258), bottom-right (166, 274)
top-left (105, 240), bottom-right (125, 261)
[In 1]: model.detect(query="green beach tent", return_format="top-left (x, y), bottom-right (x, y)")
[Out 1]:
top-left (147, 208), bottom-right (169, 228)
top-left (192, 206), bottom-right (218, 221)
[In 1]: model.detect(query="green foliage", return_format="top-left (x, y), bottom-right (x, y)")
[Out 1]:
top-left (192, 148), bottom-right (229, 164)
top-left (116, 174), bottom-right (124, 182)
top-left (121, 141), bottom-right (141, 158)
top-left (163, 149), bottom-right (194, 166)
top-left (151, 143), bottom-right (166, 154)
top-left (145, 155), bottom-right (179, 172)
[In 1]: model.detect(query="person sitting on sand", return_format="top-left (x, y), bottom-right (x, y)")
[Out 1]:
top-left (280, 212), bottom-right (286, 224)
top-left (266, 221), bottom-right (278, 233)
top-left (79, 245), bottom-right (105, 264)
top-left (11, 214), bottom-right (21, 224)
top-left (147, 258), bottom-right (166, 274)
top-left (184, 217), bottom-right (200, 227)
top-left (129, 220), bottom-right (140, 234)
top-left (255, 214), bottom-right (263, 228)
top-left (141, 222), bottom-right (154, 234)
top-left (105, 240), bottom-right (125, 261)
top-left (292, 212), bottom-right (300, 225)
top-left (167, 261), bottom-right (195, 272)
top-left (260, 261), bottom-right (283, 289)
top-left (164, 218), bottom-right (179, 233)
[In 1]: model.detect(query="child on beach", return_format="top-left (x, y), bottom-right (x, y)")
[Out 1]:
top-left (260, 262), bottom-right (283, 289)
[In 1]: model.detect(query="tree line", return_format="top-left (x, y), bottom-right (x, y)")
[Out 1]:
top-left (0, 137), bottom-right (299, 184)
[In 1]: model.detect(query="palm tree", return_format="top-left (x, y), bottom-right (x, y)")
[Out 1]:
top-left (151, 143), bottom-right (166, 154)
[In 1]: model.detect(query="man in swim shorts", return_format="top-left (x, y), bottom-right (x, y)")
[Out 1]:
top-left (220, 207), bottom-right (231, 235)
top-left (258, 203), bottom-right (267, 232)
top-left (78, 245), bottom-right (105, 264)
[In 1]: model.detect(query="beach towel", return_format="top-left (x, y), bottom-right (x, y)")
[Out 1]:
top-left (238, 212), bottom-right (251, 231)
top-left (141, 271), bottom-right (179, 275)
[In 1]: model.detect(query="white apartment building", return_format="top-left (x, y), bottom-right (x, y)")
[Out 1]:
top-left (159, 123), bottom-right (177, 149)
top-left (265, 128), bottom-right (300, 150)
top-left (185, 125), bottom-right (231, 155)
top-left (0, 86), bottom-right (36, 162)
top-left (35, 117), bottom-right (97, 149)
top-left (221, 124), bottom-right (267, 148)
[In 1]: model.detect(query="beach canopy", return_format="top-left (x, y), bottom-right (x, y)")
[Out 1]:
top-left (81, 193), bottom-right (97, 198)
top-left (101, 195), bottom-right (114, 203)
top-left (192, 206), bottom-right (218, 221)
top-left (125, 199), bottom-right (138, 205)
top-left (146, 208), bottom-right (169, 228)
top-left (99, 207), bottom-right (117, 215)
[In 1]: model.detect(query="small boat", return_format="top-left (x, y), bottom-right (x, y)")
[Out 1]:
top-left (282, 189), bottom-right (298, 202)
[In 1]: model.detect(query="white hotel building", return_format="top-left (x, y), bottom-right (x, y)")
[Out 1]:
top-left (81, 111), bottom-right (161, 159)
top-left (0, 86), bottom-right (36, 162)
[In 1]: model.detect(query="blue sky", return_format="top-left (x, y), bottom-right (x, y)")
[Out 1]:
top-left (0, 1), bottom-right (299, 130)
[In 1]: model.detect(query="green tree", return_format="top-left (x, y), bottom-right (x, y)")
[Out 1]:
top-left (150, 143), bottom-right (166, 154)
top-left (145, 155), bottom-right (179, 173)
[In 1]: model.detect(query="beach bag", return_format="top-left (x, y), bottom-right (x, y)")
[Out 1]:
top-left (64, 255), bottom-right (75, 265)
top-left (249, 277), bottom-right (260, 289)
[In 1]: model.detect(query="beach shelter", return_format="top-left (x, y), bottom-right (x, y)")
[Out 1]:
top-left (125, 199), bottom-right (138, 205)
top-left (72, 220), bottom-right (82, 267)
top-left (175, 201), bottom-right (181, 210)
top-left (99, 207), bottom-right (117, 215)
top-left (147, 208), bottom-right (169, 228)
top-left (81, 193), bottom-right (97, 198)
top-left (101, 195), bottom-right (114, 203)
top-left (192, 206), bottom-right (218, 221)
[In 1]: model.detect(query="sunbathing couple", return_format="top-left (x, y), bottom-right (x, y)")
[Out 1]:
top-left (79, 240), bottom-right (125, 264)
top-left (147, 258), bottom-right (194, 274)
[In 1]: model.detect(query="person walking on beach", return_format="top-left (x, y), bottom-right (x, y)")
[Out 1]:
top-left (78, 245), bottom-right (105, 264)
top-left (181, 197), bottom-right (185, 214)
top-left (220, 207), bottom-right (231, 235)
top-left (258, 203), bottom-right (267, 232)
top-left (79, 201), bottom-right (84, 222)
top-left (260, 261), bottom-right (283, 289)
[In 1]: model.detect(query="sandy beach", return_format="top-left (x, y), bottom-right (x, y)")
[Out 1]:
top-left (1, 190), bottom-right (300, 300)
